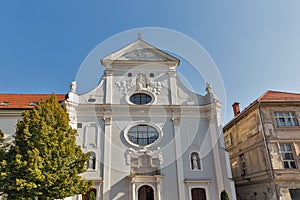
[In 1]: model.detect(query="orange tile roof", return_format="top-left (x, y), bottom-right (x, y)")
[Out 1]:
top-left (257, 90), bottom-right (300, 102)
top-left (0, 94), bottom-right (66, 109)
top-left (224, 90), bottom-right (300, 129)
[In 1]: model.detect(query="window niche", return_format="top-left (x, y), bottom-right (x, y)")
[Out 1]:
top-left (190, 152), bottom-right (201, 171)
top-left (87, 152), bottom-right (96, 170)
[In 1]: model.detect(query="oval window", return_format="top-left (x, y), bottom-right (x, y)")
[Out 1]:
top-left (130, 93), bottom-right (152, 105)
top-left (127, 124), bottom-right (159, 146)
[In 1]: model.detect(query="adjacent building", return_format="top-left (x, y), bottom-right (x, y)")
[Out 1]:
top-left (223, 91), bottom-right (300, 200)
top-left (0, 94), bottom-right (66, 140)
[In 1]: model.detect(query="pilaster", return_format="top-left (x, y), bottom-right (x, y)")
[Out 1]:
top-left (103, 116), bottom-right (112, 199)
top-left (171, 115), bottom-right (185, 200)
top-left (104, 70), bottom-right (114, 104)
top-left (168, 71), bottom-right (178, 105)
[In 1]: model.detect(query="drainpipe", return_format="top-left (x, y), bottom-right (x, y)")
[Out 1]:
top-left (257, 102), bottom-right (279, 199)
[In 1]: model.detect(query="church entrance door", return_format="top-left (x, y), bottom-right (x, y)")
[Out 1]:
top-left (138, 185), bottom-right (154, 200)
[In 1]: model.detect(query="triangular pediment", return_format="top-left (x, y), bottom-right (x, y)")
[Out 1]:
top-left (101, 39), bottom-right (180, 67)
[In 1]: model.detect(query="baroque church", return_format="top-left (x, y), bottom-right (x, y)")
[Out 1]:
top-left (0, 37), bottom-right (235, 200)
top-left (65, 37), bottom-right (236, 200)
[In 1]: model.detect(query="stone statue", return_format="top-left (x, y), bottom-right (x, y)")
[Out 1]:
top-left (192, 154), bottom-right (199, 170)
top-left (136, 73), bottom-right (146, 90)
top-left (205, 82), bottom-right (212, 94)
top-left (88, 153), bottom-right (95, 169)
top-left (70, 81), bottom-right (77, 93)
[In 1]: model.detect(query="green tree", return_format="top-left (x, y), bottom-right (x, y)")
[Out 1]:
top-left (5, 94), bottom-right (92, 199)
top-left (0, 130), bottom-right (8, 195)
top-left (88, 190), bottom-right (96, 200)
top-left (221, 189), bottom-right (230, 200)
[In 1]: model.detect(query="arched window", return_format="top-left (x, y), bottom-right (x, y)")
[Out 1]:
top-left (138, 185), bottom-right (154, 200)
top-left (191, 188), bottom-right (206, 200)
top-left (190, 152), bottom-right (201, 170)
top-left (87, 152), bottom-right (96, 170)
top-left (127, 124), bottom-right (159, 146)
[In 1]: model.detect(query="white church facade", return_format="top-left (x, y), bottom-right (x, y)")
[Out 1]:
top-left (0, 37), bottom-right (235, 200)
top-left (65, 38), bottom-right (236, 200)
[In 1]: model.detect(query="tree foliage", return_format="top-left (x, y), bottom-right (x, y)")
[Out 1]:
top-left (4, 94), bottom-right (92, 199)
top-left (0, 129), bottom-right (8, 195)
top-left (88, 190), bottom-right (96, 200)
top-left (220, 189), bottom-right (230, 200)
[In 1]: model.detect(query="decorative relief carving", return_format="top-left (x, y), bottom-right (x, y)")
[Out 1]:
top-left (125, 148), bottom-right (162, 176)
top-left (115, 79), bottom-right (135, 95)
top-left (121, 49), bottom-right (164, 61)
top-left (115, 74), bottom-right (166, 95)
top-left (147, 80), bottom-right (164, 95)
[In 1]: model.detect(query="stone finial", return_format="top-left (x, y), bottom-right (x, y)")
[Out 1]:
top-left (70, 81), bottom-right (77, 93)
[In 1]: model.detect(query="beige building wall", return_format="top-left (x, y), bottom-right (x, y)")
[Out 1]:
top-left (224, 95), bottom-right (300, 200)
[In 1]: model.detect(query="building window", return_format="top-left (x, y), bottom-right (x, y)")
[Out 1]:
top-left (77, 123), bottom-right (82, 128)
top-left (87, 152), bottom-right (96, 170)
top-left (130, 93), bottom-right (152, 105)
top-left (190, 152), bottom-right (201, 170)
top-left (191, 188), bottom-right (206, 200)
top-left (290, 189), bottom-right (300, 199)
top-left (127, 124), bottom-right (159, 146)
top-left (224, 133), bottom-right (232, 148)
top-left (240, 154), bottom-right (247, 176)
top-left (274, 112), bottom-right (299, 127)
top-left (280, 144), bottom-right (297, 169)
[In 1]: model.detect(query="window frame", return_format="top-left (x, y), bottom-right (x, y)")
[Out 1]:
top-left (224, 133), bottom-right (233, 148)
top-left (279, 143), bottom-right (297, 169)
top-left (274, 111), bottom-right (299, 127)
top-left (239, 154), bottom-right (247, 176)
top-left (124, 122), bottom-right (162, 148)
top-left (184, 181), bottom-right (210, 200)
top-left (127, 91), bottom-right (155, 105)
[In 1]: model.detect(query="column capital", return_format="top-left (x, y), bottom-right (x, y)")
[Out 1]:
top-left (171, 117), bottom-right (181, 126)
top-left (168, 71), bottom-right (177, 77)
top-left (103, 116), bottom-right (112, 125)
top-left (104, 69), bottom-right (114, 76)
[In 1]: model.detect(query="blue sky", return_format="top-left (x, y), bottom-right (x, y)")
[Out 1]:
top-left (1, 1), bottom-right (300, 123)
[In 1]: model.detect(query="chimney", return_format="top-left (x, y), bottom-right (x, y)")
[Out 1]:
top-left (232, 102), bottom-right (240, 117)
